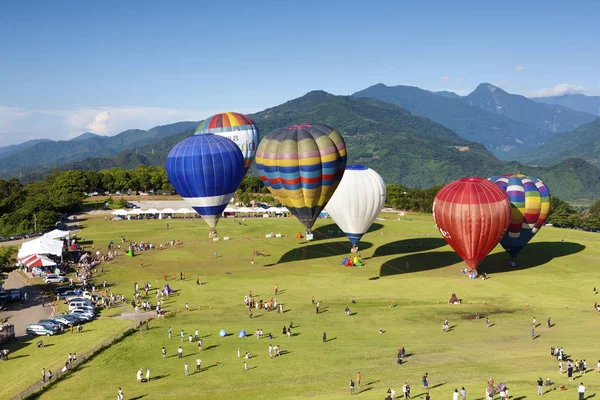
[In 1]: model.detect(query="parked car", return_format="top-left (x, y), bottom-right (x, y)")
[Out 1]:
top-left (8, 289), bottom-right (21, 301)
top-left (44, 274), bottom-right (67, 284)
top-left (26, 324), bottom-right (55, 336)
top-left (68, 301), bottom-right (94, 311)
top-left (0, 291), bottom-right (8, 303)
top-left (68, 298), bottom-right (93, 307)
top-left (37, 320), bottom-right (62, 331)
top-left (59, 290), bottom-right (78, 300)
top-left (51, 316), bottom-right (74, 326)
top-left (55, 286), bottom-right (74, 295)
top-left (70, 309), bottom-right (94, 321)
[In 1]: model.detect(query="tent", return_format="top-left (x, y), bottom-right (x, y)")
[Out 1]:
top-left (144, 208), bottom-right (160, 214)
top-left (127, 209), bottom-right (144, 215)
top-left (265, 207), bottom-right (280, 212)
top-left (111, 209), bottom-right (128, 216)
top-left (18, 237), bottom-right (64, 258)
top-left (21, 255), bottom-right (56, 269)
top-left (236, 207), bottom-right (253, 213)
top-left (161, 208), bottom-right (175, 214)
top-left (175, 208), bottom-right (193, 214)
top-left (43, 229), bottom-right (70, 239)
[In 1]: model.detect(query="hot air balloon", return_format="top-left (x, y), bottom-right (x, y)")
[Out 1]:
top-left (255, 124), bottom-right (347, 231)
top-left (433, 177), bottom-right (511, 270)
top-left (166, 133), bottom-right (245, 233)
top-left (325, 165), bottom-right (386, 245)
top-left (489, 174), bottom-right (551, 259)
top-left (195, 112), bottom-right (258, 177)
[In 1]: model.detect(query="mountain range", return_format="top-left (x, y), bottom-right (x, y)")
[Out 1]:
top-left (353, 83), bottom-right (597, 156)
top-left (3, 88), bottom-right (600, 201)
top-left (533, 94), bottom-right (600, 116)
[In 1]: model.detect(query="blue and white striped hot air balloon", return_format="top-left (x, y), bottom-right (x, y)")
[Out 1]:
top-left (325, 165), bottom-right (386, 245)
top-left (166, 133), bottom-right (245, 231)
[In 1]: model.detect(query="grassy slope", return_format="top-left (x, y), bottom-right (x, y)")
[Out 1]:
top-left (16, 214), bottom-right (600, 400)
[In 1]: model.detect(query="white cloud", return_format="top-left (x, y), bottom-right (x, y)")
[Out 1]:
top-left (440, 75), bottom-right (450, 81)
top-left (527, 84), bottom-right (585, 98)
top-left (0, 105), bottom-right (258, 145)
top-left (515, 65), bottom-right (525, 72)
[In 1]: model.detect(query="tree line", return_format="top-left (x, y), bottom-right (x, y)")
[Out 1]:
top-left (2, 166), bottom-right (600, 237)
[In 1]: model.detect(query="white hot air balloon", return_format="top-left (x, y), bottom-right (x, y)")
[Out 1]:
top-left (325, 165), bottom-right (386, 245)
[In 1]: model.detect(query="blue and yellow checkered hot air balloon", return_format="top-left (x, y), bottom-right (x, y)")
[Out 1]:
top-left (489, 174), bottom-right (551, 259)
top-left (255, 124), bottom-right (347, 231)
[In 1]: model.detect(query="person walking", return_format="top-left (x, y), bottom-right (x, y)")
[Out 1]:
top-left (578, 382), bottom-right (585, 400)
top-left (41, 368), bottom-right (46, 383)
top-left (356, 372), bottom-right (361, 389)
top-left (422, 372), bottom-right (429, 389)
top-left (537, 377), bottom-right (543, 395)
top-left (349, 379), bottom-right (355, 394)
top-left (184, 362), bottom-right (189, 376)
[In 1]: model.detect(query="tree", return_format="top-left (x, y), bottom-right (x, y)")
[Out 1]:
top-left (0, 246), bottom-right (17, 275)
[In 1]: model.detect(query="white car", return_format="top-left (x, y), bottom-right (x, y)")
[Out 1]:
top-left (44, 274), bottom-right (67, 284)
top-left (71, 309), bottom-right (94, 320)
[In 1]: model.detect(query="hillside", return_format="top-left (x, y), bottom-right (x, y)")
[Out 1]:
top-left (533, 94), bottom-right (600, 116)
top-left (353, 83), bottom-right (548, 156)
top-left (0, 121), bottom-right (198, 170)
top-left (514, 118), bottom-right (600, 167)
top-left (465, 83), bottom-right (596, 133)
top-left (5, 90), bottom-right (600, 201)
top-left (0, 139), bottom-right (52, 158)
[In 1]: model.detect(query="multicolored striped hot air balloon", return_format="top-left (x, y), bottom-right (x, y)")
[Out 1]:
top-left (195, 112), bottom-right (258, 176)
top-left (489, 174), bottom-right (551, 259)
top-left (255, 124), bottom-right (347, 231)
top-left (166, 133), bottom-right (245, 232)
top-left (433, 177), bottom-right (511, 270)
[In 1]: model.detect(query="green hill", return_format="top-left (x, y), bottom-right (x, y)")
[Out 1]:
top-left (514, 117), bottom-right (600, 166)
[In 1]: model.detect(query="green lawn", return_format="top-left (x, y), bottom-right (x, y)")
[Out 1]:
top-left (10, 214), bottom-right (600, 399)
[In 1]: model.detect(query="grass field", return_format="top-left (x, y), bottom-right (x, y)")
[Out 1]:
top-left (8, 213), bottom-right (600, 399)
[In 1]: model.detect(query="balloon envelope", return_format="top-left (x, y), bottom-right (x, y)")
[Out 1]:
top-left (219, 329), bottom-right (227, 337)
top-left (166, 134), bottom-right (245, 230)
top-left (489, 174), bottom-right (551, 259)
top-left (255, 123), bottom-right (347, 230)
top-left (325, 165), bottom-right (386, 245)
top-left (195, 112), bottom-right (258, 177)
top-left (238, 330), bottom-right (247, 338)
top-left (433, 177), bottom-right (511, 269)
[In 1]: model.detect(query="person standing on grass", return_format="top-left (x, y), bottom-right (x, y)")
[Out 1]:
top-left (537, 377), bottom-right (543, 395)
top-left (178, 346), bottom-right (183, 358)
top-left (460, 386), bottom-right (467, 400)
top-left (531, 328), bottom-right (535, 340)
top-left (349, 379), bottom-right (355, 394)
top-left (41, 368), bottom-right (46, 383)
top-left (533, 316), bottom-right (537, 326)
top-left (547, 317), bottom-right (551, 328)
top-left (422, 372), bottom-right (429, 389)
top-left (196, 358), bottom-right (201, 371)
top-left (323, 331), bottom-right (327, 342)
top-left (486, 317), bottom-right (490, 328)
top-left (146, 368), bottom-right (150, 382)
top-left (137, 368), bottom-right (142, 383)
top-left (268, 344), bottom-right (273, 358)
top-left (184, 362), bottom-right (189, 376)
top-left (356, 372), bottom-right (361, 389)
top-left (168, 327), bottom-right (172, 338)
top-left (453, 388), bottom-right (459, 400)
top-left (195, 329), bottom-right (199, 340)
top-left (180, 330), bottom-right (184, 341)
top-left (162, 347), bottom-right (166, 358)
top-left (117, 388), bottom-right (123, 400)
top-left (578, 382), bottom-right (585, 400)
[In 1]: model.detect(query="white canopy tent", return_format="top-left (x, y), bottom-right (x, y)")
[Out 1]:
top-left (265, 207), bottom-right (281, 212)
top-left (127, 209), bottom-right (144, 215)
top-left (111, 209), bottom-right (128, 216)
top-left (144, 208), bottom-right (161, 214)
top-left (18, 237), bottom-right (64, 259)
top-left (236, 207), bottom-right (254, 213)
top-left (43, 229), bottom-right (70, 239)
top-left (175, 208), bottom-right (194, 214)
top-left (223, 207), bottom-right (238, 213)
top-left (160, 208), bottom-right (175, 214)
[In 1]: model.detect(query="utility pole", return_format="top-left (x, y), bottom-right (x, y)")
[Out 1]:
top-left (33, 214), bottom-right (37, 233)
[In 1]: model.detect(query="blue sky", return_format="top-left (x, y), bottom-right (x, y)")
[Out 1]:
top-left (1, 0), bottom-right (599, 144)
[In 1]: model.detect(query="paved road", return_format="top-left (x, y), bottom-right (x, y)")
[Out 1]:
top-left (0, 271), bottom-right (53, 336)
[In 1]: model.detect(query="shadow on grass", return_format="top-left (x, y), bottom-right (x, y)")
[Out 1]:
top-left (373, 237), bottom-right (447, 257)
top-left (130, 395), bottom-right (148, 400)
top-left (312, 223), bottom-right (383, 241)
top-left (379, 242), bottom-right (585, 276)
top-left (204, 345), bottom-right (220, 351)
top-left (152, 374), bottom-right (169, 381)
top-left (270, 241), bottom-right (373, 265)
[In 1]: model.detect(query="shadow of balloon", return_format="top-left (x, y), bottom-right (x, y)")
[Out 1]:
top-left (379, 241), bottom-right (585, 276)
top-left (273, 241), bottom-right (373, 265)
top-left (380, 251), bottom-right (461, 276)
top-left (373, 237), bottom-right (447, 257)
top-left (311, 223), bottom-right (384, 241)
top-left (478, 241), bottom-right (585, 273)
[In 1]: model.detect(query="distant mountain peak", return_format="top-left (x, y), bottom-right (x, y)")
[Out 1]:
top-left (70, 132), bottom-right (106, 141)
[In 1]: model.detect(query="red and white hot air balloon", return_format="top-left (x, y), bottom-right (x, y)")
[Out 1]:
top-left (433, 177), bottom-right (511, 270)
